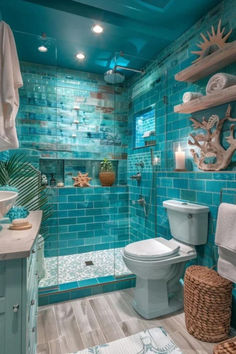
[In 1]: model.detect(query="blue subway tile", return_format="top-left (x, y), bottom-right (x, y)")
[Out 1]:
top-left (78, 278), bottom-right (98, 287)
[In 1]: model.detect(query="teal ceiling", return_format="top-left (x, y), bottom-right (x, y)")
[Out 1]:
top-left (1, 0), bottom-right (222, 74)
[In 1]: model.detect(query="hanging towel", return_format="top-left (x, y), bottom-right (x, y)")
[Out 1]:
top-left (218, 247), bottom-right (236, 283)
top-left (206, 73), bottom-right (236, 95)
top-left (182, 92), bottom-right (203, 103)
top-left (215, 203), bottom-right (236, 252)
top-left (0, 21), bottom-right (23, 151)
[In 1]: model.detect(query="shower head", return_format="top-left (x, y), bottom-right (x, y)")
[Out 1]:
top-left (104, 69), bottom-right (125, 84)
top-left (104, 65), bottom-right (145, 85)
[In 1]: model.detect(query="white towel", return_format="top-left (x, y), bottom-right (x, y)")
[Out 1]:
top-left (217, 247), bottom-right (236, 283)
top-left (142, 130), bottom-right (155, 138)
top-left (215, 203), bottom-right (236, 252)
top-left (206, 73), bottom-right (236, 95)
top-left (0, 21), bottom-right (23, 151)
top-left (182, 92), bottom-right (203, 103)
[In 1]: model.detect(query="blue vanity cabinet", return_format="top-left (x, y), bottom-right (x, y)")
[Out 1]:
top-left (0, 211), bottom-right (42, 354)
top-left (0, 258), bottom-right (22, 354)
top-left (0, 239), bottom-right (39, 354)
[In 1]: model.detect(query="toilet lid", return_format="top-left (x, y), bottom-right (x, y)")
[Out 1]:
top-left (124, 237), bottom-right (180, 261)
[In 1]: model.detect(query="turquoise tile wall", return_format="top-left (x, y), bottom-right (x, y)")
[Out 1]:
top-left (17, 62), bottom-right (128, 162)
top-left (12, 62), bottom-right (130, 258)
top-left (127, 0), bottom-right (236, 327)
top-left (44, 186), bottom-right (129, 257)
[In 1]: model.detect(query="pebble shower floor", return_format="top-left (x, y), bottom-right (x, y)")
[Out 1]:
top-left (39, 247), bottom-right (131, 288)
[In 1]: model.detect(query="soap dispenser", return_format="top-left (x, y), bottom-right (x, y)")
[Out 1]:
top-left (50, 173), bottom-right (56, 187)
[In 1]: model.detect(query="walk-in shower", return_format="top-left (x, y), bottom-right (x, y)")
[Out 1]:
top-left (0, 23), bottom-right (161, 302)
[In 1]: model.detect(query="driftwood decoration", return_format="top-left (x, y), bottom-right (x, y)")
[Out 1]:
top-left (192, 20), bottom-right (232, 63)
top-left (72, 172), bottom-right (92, 187)
top-left (188, 105), bottom-right (236, 171)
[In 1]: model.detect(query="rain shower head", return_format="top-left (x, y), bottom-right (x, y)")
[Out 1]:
top-left (104, 65), bottom-right (145, 84)
top-left (104, 69), bottom-right (125, 84)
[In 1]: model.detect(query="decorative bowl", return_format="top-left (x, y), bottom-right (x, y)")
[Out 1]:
top-left (0, 191), bottom-right (18, 219)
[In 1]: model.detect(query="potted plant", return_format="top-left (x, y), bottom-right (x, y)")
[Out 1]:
top-left (99, 158), bottom-right (115, 186)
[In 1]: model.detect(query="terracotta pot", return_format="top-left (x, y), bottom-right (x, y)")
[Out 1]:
top-left (99, 172), bottom-right (115, 186)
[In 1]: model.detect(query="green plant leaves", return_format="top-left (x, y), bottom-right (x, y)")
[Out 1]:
top-left (0, 153), bottom-right (52, 238)
top-left (100, 158), bottom-right (113, 172)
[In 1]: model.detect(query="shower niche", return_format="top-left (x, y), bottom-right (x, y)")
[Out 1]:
top-left (39, 158), bottom-right (120, 187)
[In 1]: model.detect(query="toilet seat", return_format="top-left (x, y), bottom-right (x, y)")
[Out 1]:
top-left (124, 237), bottom-right (182, 261)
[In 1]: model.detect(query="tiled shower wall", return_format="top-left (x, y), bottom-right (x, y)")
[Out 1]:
top-left (127, 0), bottom-right (236, 325)
top-left (14, 63), bottom-right (130, 256)
top-left (18, 62), bottom-right (128, 161)
top-left (16, 61), bottom-right (129, 183)
top-left (44, 186), bottom-right (129, 257)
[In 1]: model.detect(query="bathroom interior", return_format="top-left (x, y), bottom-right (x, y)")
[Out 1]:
top-left (0, 0), bottom-right (236, 353)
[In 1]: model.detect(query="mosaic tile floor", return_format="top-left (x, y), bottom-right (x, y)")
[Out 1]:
top-left (39, 247), bottom-right (131, 288)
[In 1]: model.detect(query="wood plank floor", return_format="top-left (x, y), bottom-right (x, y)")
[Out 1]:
top-left (37, 288), bottom-right (216, 354)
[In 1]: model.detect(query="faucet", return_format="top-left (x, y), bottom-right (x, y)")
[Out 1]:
top-left (130, 172), bottom-right (142, 183)
top-left (137, 196), bottom-right (146, 207)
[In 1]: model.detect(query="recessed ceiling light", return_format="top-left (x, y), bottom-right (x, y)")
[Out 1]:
top-left (92, 24), bottom-right (104, 34)
top-left (38, 45), bottom-right (48, 53)
top-left (76, 52), bottom-right (86, 60)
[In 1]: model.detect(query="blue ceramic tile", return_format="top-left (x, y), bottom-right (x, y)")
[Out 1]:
top-left (70, 288), bottom-right (92, 300)
top-left (78, 278), bottom-right (98, 287)
top-left (97, 276), bottom-right (115, 284)
top-left (38, 296), bottom-right (49, 306)
top-left (59, 281), bottom-right (79, 290)
top-left (49, 292), bottom-right (70, 304)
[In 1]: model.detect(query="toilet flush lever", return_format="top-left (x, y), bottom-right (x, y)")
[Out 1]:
top-left (188, 214), bottom-right (193, 219)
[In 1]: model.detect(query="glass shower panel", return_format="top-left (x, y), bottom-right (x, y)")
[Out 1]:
top-left (11, 30), bottom-right (60, 291)
top-left (48, 40), bottom-right (120, 286)
top-left (113, 53), bottom-right (159, 278)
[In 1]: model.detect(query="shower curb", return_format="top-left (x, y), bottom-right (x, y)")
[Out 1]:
top-left (38, 274), bottom-right (136, 306)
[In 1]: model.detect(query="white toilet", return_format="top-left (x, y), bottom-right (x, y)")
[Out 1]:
top-left (122, 200), bottom-right (209, 319)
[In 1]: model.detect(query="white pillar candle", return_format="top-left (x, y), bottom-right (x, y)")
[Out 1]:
top-left (175, 144), bottom-right (185, 170)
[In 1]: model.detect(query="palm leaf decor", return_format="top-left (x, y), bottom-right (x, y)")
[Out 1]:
top-left (0, 153), bottom-right (53, 238)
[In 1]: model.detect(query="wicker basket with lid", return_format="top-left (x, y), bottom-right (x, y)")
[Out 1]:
top-left (184, 265), bottom-right (232, 343)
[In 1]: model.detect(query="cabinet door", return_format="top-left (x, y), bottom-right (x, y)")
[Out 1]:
top-left (0, 259), bottom-right (22, 354)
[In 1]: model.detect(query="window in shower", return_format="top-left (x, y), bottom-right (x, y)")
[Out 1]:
top-left (134, 105), bottom-right (156, 148)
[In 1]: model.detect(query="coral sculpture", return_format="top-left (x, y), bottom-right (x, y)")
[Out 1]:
top-left (191, 20), bottom-right (232, 63)
top-left (72, 172), bottom-right (92, 187)
top-left (188, 105), bottom-right (236, 171)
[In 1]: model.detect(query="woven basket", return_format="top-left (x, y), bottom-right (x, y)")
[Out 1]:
top-left (184, 266), bottom-right (232, 343)
top-left (213, 337), bottom-right (236, 353)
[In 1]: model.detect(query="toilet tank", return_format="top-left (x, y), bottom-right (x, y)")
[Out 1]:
top-left (163, 200), bottom-right (209, 245)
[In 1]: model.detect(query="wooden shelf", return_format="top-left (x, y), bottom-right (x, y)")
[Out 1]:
top-left (175, 41), bottom-right (236, 83)
top-left (174, 85), bottom-right (236, 114)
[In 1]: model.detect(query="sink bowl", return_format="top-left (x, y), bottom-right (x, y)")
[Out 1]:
top-left (0, 191), bottom-right (18, 219)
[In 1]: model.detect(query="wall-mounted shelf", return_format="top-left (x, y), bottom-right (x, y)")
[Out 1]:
top-left (174, 85), bottom-right (236, 114)
top-left (175, 41), bottom-right (236, 83)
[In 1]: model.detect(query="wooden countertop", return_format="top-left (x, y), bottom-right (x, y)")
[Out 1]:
top-left (0, 210), bottom-right (43, 260)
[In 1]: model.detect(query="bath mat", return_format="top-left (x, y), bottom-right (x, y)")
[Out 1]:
top-left (72, 327), bottom-right (182, 353)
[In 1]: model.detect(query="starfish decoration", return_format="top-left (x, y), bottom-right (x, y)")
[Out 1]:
top-left (72, 172), bottom-right (92, 187)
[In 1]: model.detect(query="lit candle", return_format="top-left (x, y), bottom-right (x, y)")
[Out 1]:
top-left (175, 144), bottom-right (185, 170)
